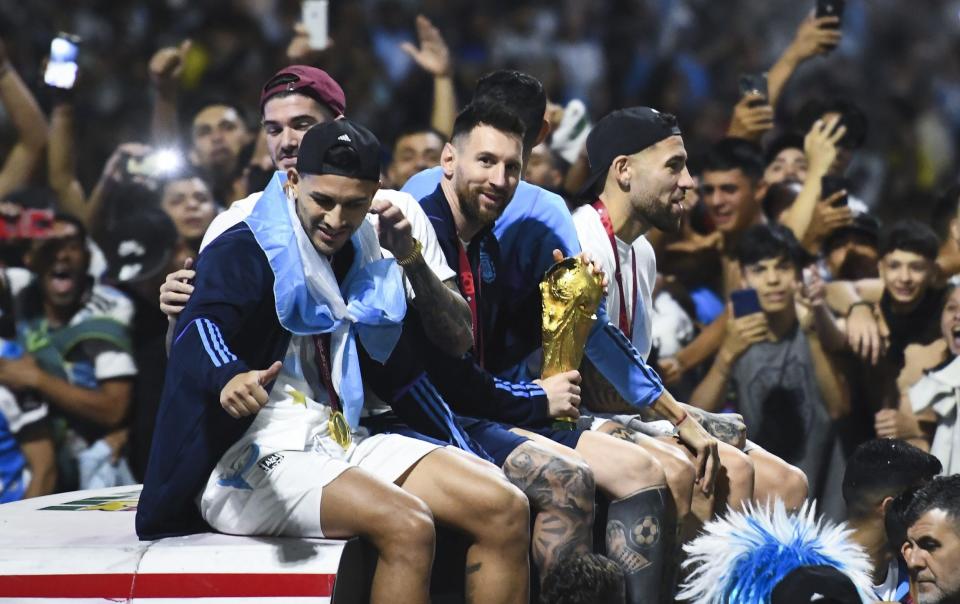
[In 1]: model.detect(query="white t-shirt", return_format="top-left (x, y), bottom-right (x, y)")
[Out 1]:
top-left (199, 188), bottom-right (456, 297)
top-left (872, 557), bottom-right (909, 602)
top-left (572, 203), bottom-right (657, 359)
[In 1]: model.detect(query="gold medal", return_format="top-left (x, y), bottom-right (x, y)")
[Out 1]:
top-left (328, 410), bottom-right (352, 450)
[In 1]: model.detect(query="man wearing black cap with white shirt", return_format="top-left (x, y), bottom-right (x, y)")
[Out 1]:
top-left (572, 107), bottom-right (812, 519)
top-left (138, 120), bottom-right (531, 604)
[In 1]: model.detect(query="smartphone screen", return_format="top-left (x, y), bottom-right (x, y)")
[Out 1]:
top-left (44, 35), bottom-right (80, 89)
top-left (302, 0), bottom-right (329, 50)
top-left (731, 288), bottom-right (763, 318)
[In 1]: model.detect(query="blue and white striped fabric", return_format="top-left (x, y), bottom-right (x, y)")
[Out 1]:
top-left (194, 318), bottom-right (238, 367)
top-left (492, 377), bottom-right (546, 399)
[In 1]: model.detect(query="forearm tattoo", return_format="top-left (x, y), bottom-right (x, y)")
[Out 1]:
top-left (681, 405), bottom-right (746, 448)
top-left (406, 265), bottom-right (474, 356)
top-left (502, 442), bottom-right (595, 573)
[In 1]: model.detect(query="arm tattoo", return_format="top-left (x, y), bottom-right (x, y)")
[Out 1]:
top-left (405, 261), bottom-right (474, 356)
top-left (680, 404), bottom-right (746, 449)
top-left (502, 443), bottom-right (595, 573)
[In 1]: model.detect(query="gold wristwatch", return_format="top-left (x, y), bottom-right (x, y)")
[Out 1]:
top-left (396, 238), bottom-right (423, 267)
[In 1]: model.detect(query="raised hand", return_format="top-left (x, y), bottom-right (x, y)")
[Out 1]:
top-left (728, 92), bottom-right (775, 141)
top-left (149, 40), bottom-right (191, 95)
top-left (370, 198), bottom-right (414, 260)
top-left (789, 14), bottom-right (843, 61)
top-left (720, 307), bottom-right (769, 362)
top-left (400, 15), bottom-right (452, 78)
top-left (804, 114), bottom-right (846, 176)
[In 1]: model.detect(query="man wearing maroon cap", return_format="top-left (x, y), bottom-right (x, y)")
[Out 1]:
top-left (258, 65), bottom-right (346, 172)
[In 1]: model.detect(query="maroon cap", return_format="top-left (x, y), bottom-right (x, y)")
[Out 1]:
top-left (259, 65), bottom-right (346, 116)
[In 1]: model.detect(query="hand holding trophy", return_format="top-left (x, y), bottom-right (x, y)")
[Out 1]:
top-left (540, 254), bottom-right (605, 430)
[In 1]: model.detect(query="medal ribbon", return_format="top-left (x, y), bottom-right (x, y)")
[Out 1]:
top-left (455, 239), bottom-right (484, 367)
top-left (591, 199), bottom-right (638, 339)
top-left (313, 333), bottom-right (343, 415)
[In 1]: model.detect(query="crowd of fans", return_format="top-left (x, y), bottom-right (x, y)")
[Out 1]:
top-left (1, 0), bottom-right (960, 602)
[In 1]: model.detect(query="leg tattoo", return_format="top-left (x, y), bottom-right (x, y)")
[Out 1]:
top-left (605, 486), bottom-right (677, 604)
top-left (502, 443), bottom-right (595, 574)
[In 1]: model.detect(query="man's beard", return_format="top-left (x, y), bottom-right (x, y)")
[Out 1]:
top-left (455, 182), bottom-right (499, 227)
top-left (642, 197), bottom-right (683, 233)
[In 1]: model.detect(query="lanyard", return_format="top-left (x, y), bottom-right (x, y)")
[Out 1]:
top-left (591, 200), bottom-right (637, 338)
top-left (312, 333), bottom-right (341, 413)
top-left (456, 239), bottom-right (483, 367)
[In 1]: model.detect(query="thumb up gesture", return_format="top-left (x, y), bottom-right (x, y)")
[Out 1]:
top-left (220, 361), bottom-right (283, 418)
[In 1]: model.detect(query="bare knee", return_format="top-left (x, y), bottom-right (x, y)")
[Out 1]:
top-left (779, 465), bottom-right (809, 509)
top-left (752, 453), bottom-right (809, 510)
top-left (658, 451), bottom-right (695, 517)
top-left (370, 495), bottom-right (436, 565)
top-left (620, 448), bottom-right (667, 493)
top-left (721, 447), bottom-right (755, 500)
top-left (473, 480), bottom-right (531, 549)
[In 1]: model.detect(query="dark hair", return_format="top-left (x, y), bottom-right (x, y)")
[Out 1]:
top-left (902, 475), bottom-right (960, 532)
top-left (393, 125), bottom-right (447, 148)
top-left (763, 132), bottom-right (805, 166)
top-left (879, 219), bottom-right (940, 260)
top-left (796, 98), bottom-right (868, 150)
top-left (473, 70), bottom-right (546, 151)
top-left (53, 212), bottom-right (89, 243)
top-left (735, 223), bottom-right (810, 270)
top-left (451, 100), bottom-right (526, 146)
top-left (931, 183), bottom-right (960, 241)
top-left (540, 553), bottom-right (625, 604)
top-left (700, 137), bottom-right (765, 182)
top-left (842, 439), bottom-right (942, 520)
top-left (187, 97), bottom-right (252, 134)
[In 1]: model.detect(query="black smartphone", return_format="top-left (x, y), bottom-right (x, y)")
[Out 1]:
top-left (731, 288), bottom-right (763, 318)
top-left (816, 0), bottom-right (845, 51)
top-left (738, 73), bottom-right (768, 107)
top-left (821, 175), bottom-right (850, 207)
top-left (816, 0), bottom-right (845, 23)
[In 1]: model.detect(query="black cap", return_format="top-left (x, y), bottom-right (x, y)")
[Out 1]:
top-left (296, 119), bottom-right (381, 182)
top-left (823, 211), bottom-right (881, 252)
top-left (796, 99), bottom-right (868, 150)
top-left (101, 208), bottom-right (178, 283)
top-left (580, 106), bottom-right (682, 199)
top-left (771, 565), bottom-right (862, 604)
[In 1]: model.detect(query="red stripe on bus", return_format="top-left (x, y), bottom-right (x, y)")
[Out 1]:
top-left (0, 572), bottom-right (336, 598)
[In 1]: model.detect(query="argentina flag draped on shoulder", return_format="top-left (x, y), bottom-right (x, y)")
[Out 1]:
top-left (244, 172), bottom-right (406, 429)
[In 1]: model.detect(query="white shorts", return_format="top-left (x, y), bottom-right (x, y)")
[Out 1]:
top-left (199, 432), bottom-right (439, 538)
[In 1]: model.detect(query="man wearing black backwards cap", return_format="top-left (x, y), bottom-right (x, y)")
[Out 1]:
top-left (138, 121), bottom-right (531, 604)
top-left (572, 107), bottom-right (812, 523)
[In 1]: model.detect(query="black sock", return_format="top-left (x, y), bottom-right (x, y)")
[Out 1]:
top-left (605, 486), bottom-right (677, 604)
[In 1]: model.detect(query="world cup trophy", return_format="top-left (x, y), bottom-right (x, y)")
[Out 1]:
top-left (540, 256), bottom-right (605, 430)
